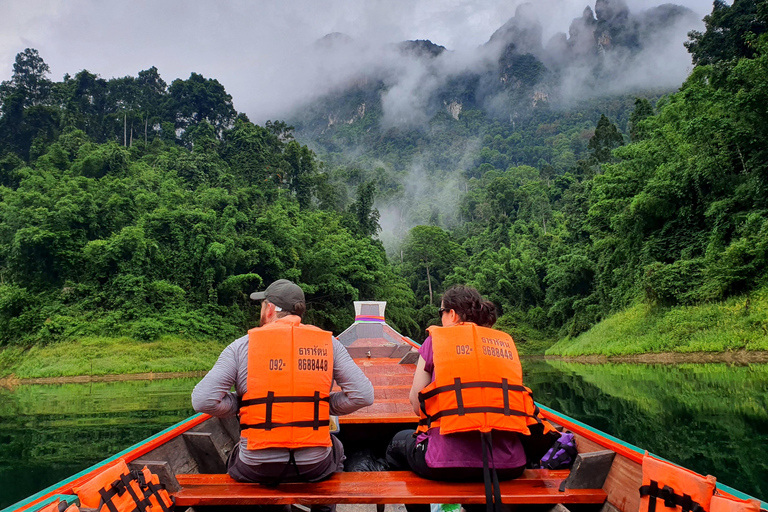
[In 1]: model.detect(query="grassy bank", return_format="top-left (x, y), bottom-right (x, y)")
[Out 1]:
top-left (0, 336), bottom-right (228, 379)
top-left (547, 287), bottom-right (768, 357)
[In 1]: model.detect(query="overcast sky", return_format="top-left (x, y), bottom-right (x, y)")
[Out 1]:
top-left (1, 0), bottom-right (711, 122)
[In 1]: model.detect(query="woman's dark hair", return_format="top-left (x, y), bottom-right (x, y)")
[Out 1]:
top-left (441, 285), bottom-right (497, 327)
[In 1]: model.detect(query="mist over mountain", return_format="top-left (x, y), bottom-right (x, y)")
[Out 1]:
top-left (284, 0), bottom-right (701, 251)
top-left (289, 0), bottom-right (700, 134)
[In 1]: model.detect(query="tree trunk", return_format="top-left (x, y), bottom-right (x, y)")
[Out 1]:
top-left (426, 261), bottom-right (433, 305)
top-left (145, 114), bottom-right (149, 145)
top-left (124, 114), bottom-right (127, 147)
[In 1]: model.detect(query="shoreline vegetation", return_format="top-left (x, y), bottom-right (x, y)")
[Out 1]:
top-left (2, 287), bottom-right (767, 383)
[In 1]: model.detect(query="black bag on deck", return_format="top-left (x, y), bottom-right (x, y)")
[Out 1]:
top-left (520, 423), bottom-right (560, 465)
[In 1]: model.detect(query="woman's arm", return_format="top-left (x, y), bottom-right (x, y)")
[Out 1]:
top-left (409, 355), bottom-right (432, 416)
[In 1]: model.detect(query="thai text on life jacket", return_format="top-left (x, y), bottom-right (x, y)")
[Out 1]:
top-left (240, 318), bottom-right (334, 450)
top-left (416, 323), bottom-right (555, 437)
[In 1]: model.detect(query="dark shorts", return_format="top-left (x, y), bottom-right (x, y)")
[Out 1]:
top-left (227, 435), bottom-right (345, 484)
top-left (227, 436), bottom-right (345, 512)
top-left (386, 429), bottom-right (525, 481)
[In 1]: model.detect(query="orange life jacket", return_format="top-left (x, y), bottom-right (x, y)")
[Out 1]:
top-left (36, 499), bottom-right (79, 512)
top-left (710, 495), bottom-right (762, 512)
top-left (639, 454), bottom-right (716, 512)
top-left (416, 323), bottom-right (555, 437)
top-left (73, 459), bottom-right (173, 512)
top-left (240, 317), bottom-right (334, 450)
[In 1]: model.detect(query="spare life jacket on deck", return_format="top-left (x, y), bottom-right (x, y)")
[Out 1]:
top-left (73, 459), bottom-right (173, 512)
top-left (240, 319), bottom-right (334, 450)
top-left (416, 323), bottom-right (556, 438)
top-left (710, 495), bottom-right (762, 512)
top-left (36, 499), bottom-right (79, 512)
top-left (639, 454), bottom-right (716, 512)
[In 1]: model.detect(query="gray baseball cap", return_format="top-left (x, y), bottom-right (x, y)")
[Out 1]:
top-left (250, 279), bottom-right (305, 314)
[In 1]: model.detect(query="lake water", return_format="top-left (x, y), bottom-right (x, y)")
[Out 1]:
top-left (1, 360), bottom-right (766, 509)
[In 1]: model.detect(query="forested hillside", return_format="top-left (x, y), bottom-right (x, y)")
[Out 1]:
top-left (293, 0), bottom-right (768, 345)
top-left (0, 56), bottom-right (419, 346)
top-left (0, 0), bottom-right (767, 355)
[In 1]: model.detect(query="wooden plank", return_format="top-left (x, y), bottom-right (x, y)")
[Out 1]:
top-left (182, 433), bottom-right (227, 474)
top-left (175, 470), bottom-right (572, 486)
top-left (564, 451), bottom-right (615, 489)
top-left (173, 471), bottom-right (606, 506)
top-left (600, 454), bottom-right (642, 512)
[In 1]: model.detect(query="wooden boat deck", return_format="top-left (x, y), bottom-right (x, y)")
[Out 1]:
top-left (336, 358), bottom-right (417, 424)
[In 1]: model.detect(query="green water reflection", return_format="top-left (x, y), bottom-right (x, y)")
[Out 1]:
top-left (0, 378), bottom-right (197, 509)
top-left (1, 363), bottom-right (766, 509)
top-left (522, 360), bottom-right (768, 501)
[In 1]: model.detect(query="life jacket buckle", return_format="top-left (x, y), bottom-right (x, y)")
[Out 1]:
top-left (660, 485), bottom-right (677, 508)
top-left (111, 478), bottom-right (127, 497)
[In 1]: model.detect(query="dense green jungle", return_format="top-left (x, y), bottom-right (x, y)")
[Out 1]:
top-left (0, 0), bottom-right (767, 367)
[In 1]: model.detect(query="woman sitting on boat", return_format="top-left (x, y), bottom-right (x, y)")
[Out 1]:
top-left (386, 285), bottom-right (556, 509)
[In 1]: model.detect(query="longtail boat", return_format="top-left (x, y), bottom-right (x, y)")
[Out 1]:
top-left (4, 302), bottom-right (766, 512)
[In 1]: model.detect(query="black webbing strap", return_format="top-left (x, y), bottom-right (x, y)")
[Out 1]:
top-left (240, 392), bottom-right (330, 431)
top-left (241, 419), bottom-right (331, 430)
top-left (240, 391), bottom-right (330, 431)
top-left (120, 473), bottom-right (150, 512)
top-left (531, 401), bottom-right (544, 425)
top-left (134, 471), bottom-right (171, 512)
top-left (419, 380), bottom-right (529, 401)
top-left (501, 378), bottom-right (510, 416)
top-left (264, 449), bottom-right (309, 487)
top-left (265, 391), bottom-right (274, 431)
top-left (417, 407), bottom-right (537, 426)
top-left (640, 481), bottom-right (706, 512)
top-left (313, 391), bottom-right (321, 430)
top-left (454, 378), bottom-right (465, 416)
top-left (98, 477), bottom-right (140, 512)
top-left (240, 394), bottom-right (331, 407)
top-left (98, 480), bottom-right (130, 512)
top-left (480, 432), bottom-right (503, 512)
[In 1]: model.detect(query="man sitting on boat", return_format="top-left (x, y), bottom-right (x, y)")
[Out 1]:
top-left (191, 279), bottom-right (374, 512)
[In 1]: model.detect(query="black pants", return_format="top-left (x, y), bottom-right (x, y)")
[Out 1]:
top-left (227, 436), bottom-right (345, 512)
top-left (386, 430), bottom-right (525, 512)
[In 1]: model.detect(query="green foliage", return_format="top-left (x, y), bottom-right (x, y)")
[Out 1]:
top-left (0, 58), bottom-right (414, 349)
top-left (546, 286), bottom-right (768, 356)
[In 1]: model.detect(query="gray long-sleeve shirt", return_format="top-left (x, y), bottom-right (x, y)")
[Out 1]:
top-left (191, 331), bottom-right (374, 466)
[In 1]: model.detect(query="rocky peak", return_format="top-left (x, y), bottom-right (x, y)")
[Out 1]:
top-left (486, 3), bottom-right (544, 58)
top-left (314, 32), bottom-right (355, 50)
top-left (397, 39), bottom-right (447, 59)
top-left (595, 0), bottom-right (629, 25)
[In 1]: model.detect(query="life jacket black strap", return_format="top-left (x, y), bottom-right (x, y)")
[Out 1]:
top-left (241, 419), bottom-right (331, 430)
top-left (640, 480), bottom-right (706, 512)
top-left (480, 432), bottom-right (503, 512)
top-left (98, 476), bottom-right (141, 512)
top-left (133, 470), bottom-right (172, 512)
top-left (417, 407), bottom-right (537, 426)
top-left (419, 380), bottom-right (529, 401)
top-left (240, 395), bottom-right (331, 407)
top-left (264, 449), bottom-right (309, 487)
top-left (120, 473), bottom-right (150, 512)
top-left (240, 391), bottom-right (330, 431)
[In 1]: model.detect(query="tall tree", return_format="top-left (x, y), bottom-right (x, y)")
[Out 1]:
top-left (0, 48), bottom-right (52, 109)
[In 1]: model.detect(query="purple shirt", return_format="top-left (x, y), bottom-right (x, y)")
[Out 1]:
top-left (417, 335), bottom-right (527, 469)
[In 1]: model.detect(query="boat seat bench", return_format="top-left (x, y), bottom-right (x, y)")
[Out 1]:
top-left (173, 470), bottom-right (607, 506)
